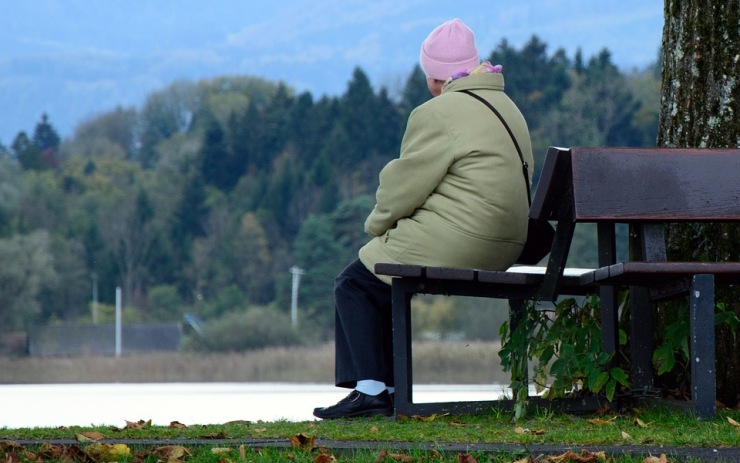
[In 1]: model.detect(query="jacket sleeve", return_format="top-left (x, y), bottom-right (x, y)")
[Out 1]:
top-left (364, 104), bottom-right (456, 237)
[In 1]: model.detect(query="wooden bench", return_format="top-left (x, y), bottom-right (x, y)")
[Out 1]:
top-left (376, 146), bottom-right (740, 419)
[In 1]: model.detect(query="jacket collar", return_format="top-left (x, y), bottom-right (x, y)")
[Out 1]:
top-left (442, 73), bottom-right (505, 94)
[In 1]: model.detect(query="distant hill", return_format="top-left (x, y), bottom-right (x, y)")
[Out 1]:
top-left (0, 0), bottom-right (663, 144)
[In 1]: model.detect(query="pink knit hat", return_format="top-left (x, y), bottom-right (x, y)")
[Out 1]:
top-left (420, 18), bottom-right (480, 80)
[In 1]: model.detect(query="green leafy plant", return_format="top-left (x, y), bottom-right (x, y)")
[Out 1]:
top-left (499, 295), bottom-right (629, 419)
top-left (653, 301), bottom-right (740, 378)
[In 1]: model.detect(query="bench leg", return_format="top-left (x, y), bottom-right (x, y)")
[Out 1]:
top-left (391, 278), bottom-right (414, 416)
top-left (689, 274), bottom-right (716, 419)
top-left (629, 287), bottom-right (655, 392)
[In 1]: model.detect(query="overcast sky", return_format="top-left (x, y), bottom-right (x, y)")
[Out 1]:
top-left (0, 0), bottom-right (664, 143)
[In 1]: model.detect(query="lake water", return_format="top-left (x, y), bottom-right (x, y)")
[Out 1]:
top-left (0, 383), bottom-right (512, 428)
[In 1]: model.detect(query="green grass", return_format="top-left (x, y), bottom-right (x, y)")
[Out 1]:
top-left (2, 405), bottom-right (739, 462)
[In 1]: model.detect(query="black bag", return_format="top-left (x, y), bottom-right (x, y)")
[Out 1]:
top-left (459, 90), bottom-right (555, 265)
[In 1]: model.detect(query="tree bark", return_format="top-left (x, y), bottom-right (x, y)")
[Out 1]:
top-left (658, 0), bottom-right (740, 407)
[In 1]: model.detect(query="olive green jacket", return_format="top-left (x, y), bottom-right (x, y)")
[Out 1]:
top-left (359, 72), bottom-right (533, 283)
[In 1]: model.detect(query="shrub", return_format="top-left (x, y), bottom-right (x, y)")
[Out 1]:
top-left (188, 306), bottom-right (301, 352)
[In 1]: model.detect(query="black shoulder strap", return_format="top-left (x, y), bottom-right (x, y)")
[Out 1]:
top-left (458, 89), bottom-right (532, 205)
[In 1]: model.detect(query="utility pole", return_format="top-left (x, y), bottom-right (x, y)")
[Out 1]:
top-left (289, 266), bottom-right (305, 329)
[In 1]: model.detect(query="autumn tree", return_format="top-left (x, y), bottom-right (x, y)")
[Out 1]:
top-left (657, 0), bottom-right (740, 407)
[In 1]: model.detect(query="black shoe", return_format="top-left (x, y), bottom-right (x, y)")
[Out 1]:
top-left (313, 390), bottom-right (393, 419)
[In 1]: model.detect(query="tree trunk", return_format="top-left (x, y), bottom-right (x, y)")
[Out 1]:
top-left (658, 0), bottom-right (740, 407)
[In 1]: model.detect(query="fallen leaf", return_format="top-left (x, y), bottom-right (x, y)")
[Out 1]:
top-left (314, 453), bottom-right (337, 463)
top-left (1, 442), bottom-right (23, 452)
top-left (152, 445), bottom-right (191, 463)
top-left (547, 449), bottom-right (604, 462)
top-left (448, 421), bottom-right (466, 427)
top-left (370, 426), bottom-right (379, 433)
top-left (76, 432), bottom-right (106, 442)
top-left (124, 419), bottom-right (152, 429)
top-left (642, 455), bottom-right (669, 463)
top-left (621, 431), bottom-right (632, 440)
top-left (386, 452), bottom-right (414, 462)
top-left (200, 432), bottom-right (226, 439)
top-left (66, 445), bottom-right (98, 463)
top-left (87, 443), bottom-right (132, 462)
top-left (530, 429), bottom-right (546, 435)
top-left (169, 421), bottom-right (188, 428)
top-left (458, 453), bottom-right (478, 463)
top-left (254, 428), bottom-right (267, 433)
top-left (289, 433), bottom-right (315, 452)
top-left (211, 448), bottom-right (234, 455)
top-left (36, 443), bottom-right (66, 460)
top-left (514, 426), bottom-right (526, 434)
top-left (586, 418), bottom-right (614, 426)
top-left (728, 417), bottom-right (740, 427)
top-left (2, 452), bottom-right (22, 463)
top-left (411, 414), bottom-right (441, 421)
top-left (634, 418), bottom-right (648, 428)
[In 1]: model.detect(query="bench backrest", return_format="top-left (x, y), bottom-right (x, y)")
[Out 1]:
top-left (530, 146), bottom-right (740, 300)
top-left (532, 147), bottom-right (740, 223)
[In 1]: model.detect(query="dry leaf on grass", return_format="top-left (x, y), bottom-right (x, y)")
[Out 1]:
top-left (546, 449), bottom-right (606, 462)
top-left (514, 427), bottom-right (545, 435)
top-left (124, 419), bottom-right (152, 429)
top-left (586, 418), bottom-right (614, 426)
top-left (169, 421), bottom-right (188, 428)
top-left (210, 448), bottom-right (234, 455)
top-left (728, 417), bottom-right (739, 427)
top-left (86, 442), bottom-right (132, 461)
top-left (314, 452), bottom-right (337, 463)
top-left (0, 442), bottom-right (23, 452)
top-left (621, 431), bottom-right (632, 440)
top-left (634, 418), bottom-right (648, 428)
top-left (458, 452), bottom-right (478, 463)
top-left (76, 431), bottom-right (106, 442)
top-left (289, 433), bottom-right (315, 452)
top-left (642, 454), bottom-right (669, 463)
top-left (152, 445), bottom-right (191, 463)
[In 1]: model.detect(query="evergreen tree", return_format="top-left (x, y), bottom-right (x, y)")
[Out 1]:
top-left (199, 117), bottom-right (240, 191)
top-left (488, 36), bottom-right (571, 127)
top-left (32, 113), bottom-right (61, 151)
top-left (340, 67), bottom-right (377, 164)
top-left (399, 65), bottom-right (431, 119)
top-left (12, 131), bottom-right (42, 170)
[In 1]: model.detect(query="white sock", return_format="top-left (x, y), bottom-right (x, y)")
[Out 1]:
top-left (355, 380), bottom-right (386, 396)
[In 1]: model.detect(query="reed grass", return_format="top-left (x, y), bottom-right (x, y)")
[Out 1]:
top-left (0, 341), bottom-right (508, 384)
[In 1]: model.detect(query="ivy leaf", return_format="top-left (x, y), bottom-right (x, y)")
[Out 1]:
top-left (610, 367), bottom-right (630, 386)
top-left (588, 371), bottom-right (609, 393)
top-left (605, 379), bottom-right (617, 402)
top-left (653, 344), bottom-right (676, 376)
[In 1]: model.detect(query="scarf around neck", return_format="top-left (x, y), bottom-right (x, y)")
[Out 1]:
top-left (442, 61), bottom-right (503, 92)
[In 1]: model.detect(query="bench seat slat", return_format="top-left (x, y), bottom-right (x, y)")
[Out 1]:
top-left (595, 262), bottom-right (740, 285)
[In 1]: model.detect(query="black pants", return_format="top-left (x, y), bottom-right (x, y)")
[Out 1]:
top-left (333, 259), bottom-right (394, 389)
